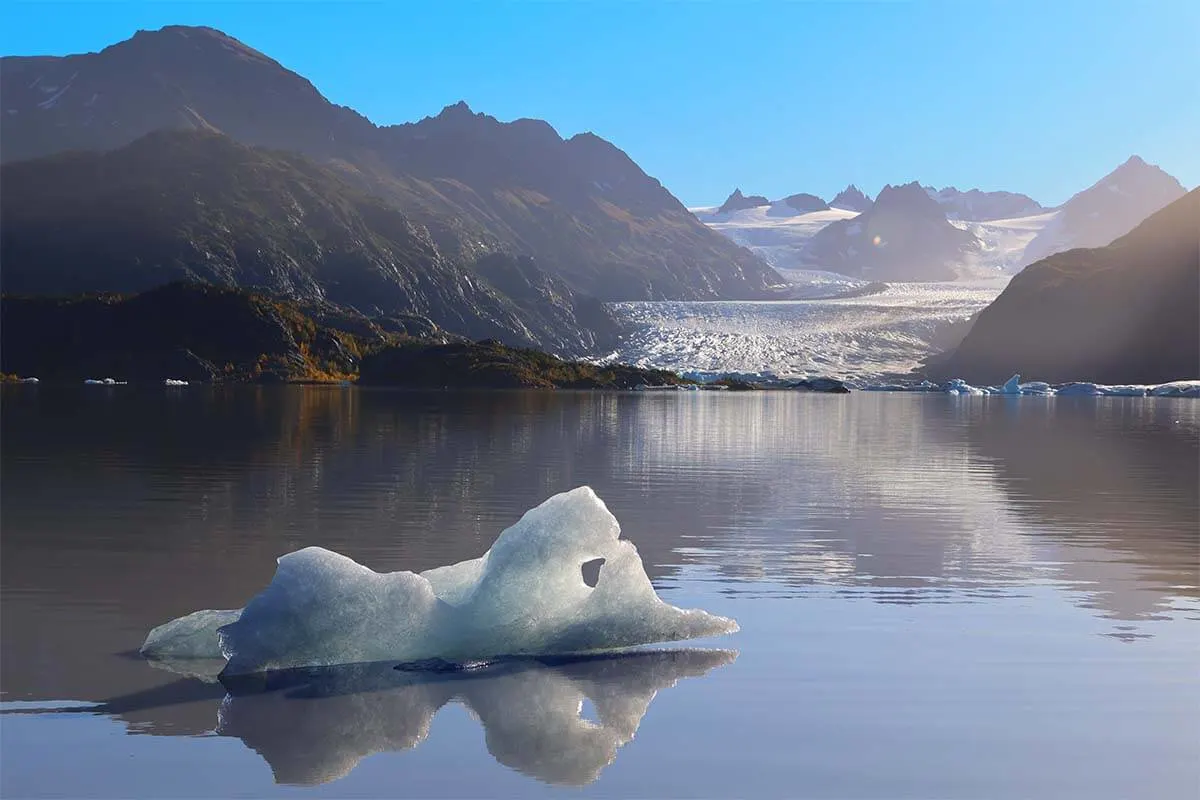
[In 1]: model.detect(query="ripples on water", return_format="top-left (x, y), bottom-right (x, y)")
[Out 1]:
top-left (2, 387), bottom-right (1197, 798)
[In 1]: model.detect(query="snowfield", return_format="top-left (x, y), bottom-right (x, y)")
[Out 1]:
top-left (605, 279), bottom-right (1008, 381)
top-left (951, 210), bottom-right (1059, 272)
top-left (690, 204), bottom-right (1057, 275)
top-left (690, 206), bottom-right (859, 270)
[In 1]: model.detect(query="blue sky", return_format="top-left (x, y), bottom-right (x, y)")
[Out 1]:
top-left (3, 1), bottom-right (1197, 207)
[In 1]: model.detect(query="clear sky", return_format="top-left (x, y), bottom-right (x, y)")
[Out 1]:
top-left (3, 1), bottom-right (1197, 207)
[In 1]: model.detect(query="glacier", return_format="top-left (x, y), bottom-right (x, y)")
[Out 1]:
top-left (141, 487), bottom-right (738, 675)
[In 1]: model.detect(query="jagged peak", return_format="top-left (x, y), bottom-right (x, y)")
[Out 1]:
top-left (437, 100), bottom-right (476, 119)
top-left (717, 188), bottom-right (769, 214)
top-left (830, 184), bottom-right (872, 210)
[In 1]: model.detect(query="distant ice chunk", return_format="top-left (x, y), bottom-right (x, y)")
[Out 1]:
top-left (943, 378), bottom-right (986, 396)
top-left (142, 488), bottom-right (737, 676)
top-left (1097, 384), bottom-right (1147, 397)
top-left (1017, 381), bottom-right (1054, 396)
top-left (164, 378), bottom-right (189, 386)
top-left (1056, 382), bottom-right (1102, 396)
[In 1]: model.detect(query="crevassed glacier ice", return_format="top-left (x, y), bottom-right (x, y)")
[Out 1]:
top-left (141, 487), bottom-right (737, 675)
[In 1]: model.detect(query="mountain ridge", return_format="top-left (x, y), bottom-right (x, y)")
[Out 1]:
top-left (1, 25), bottom-right (780, 304)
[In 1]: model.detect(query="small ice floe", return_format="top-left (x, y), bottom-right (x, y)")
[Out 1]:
top-left (862, 374), bottom-right (1200, 397)
top-left (141, 487), bottom-right (738, 676)
top-left (84, 378), bottom-right (127, 385)
top-left (164, 379), bottom-right (189, 386)
top-left (17, 377), bottom-right (39, 384)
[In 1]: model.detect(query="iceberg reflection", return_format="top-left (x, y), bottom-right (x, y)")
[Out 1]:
top-left (110, 649), bottom-right (735, 786)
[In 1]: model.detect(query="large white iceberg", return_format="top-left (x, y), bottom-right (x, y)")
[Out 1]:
top-left (142, 487), bottom-right (737, 675)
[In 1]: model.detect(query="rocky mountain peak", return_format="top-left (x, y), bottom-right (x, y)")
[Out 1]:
top-left (829, 184), bottom-right (872, 212)
top-left (718, 189), bottom-right (770, 214)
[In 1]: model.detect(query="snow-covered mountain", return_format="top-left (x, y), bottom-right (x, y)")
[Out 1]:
top-left (923, 187), bottom-right (1043, 221)
top-left (1020, 156), bottom-right (1186, 267)
top-left (798, 182), bottom-right (981, 281)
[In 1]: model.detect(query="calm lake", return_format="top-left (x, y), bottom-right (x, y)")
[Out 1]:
top-left (2, 387), bottom-right (1198, 798)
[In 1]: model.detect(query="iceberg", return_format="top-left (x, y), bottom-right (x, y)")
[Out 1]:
top-left (142, 487), bottom-right (737, 676)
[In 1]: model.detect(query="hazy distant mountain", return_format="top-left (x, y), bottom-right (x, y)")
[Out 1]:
top-left (780, 193), bottom-right (829, 213)
top-left (931, 188), bottom-right (1199, 384)
top-left (717, 189), bottom-right (770, 214)
top-left (0, 25), bottom-right (778, 303)
top-left (923, 187), bottom-right (1043, 221)
top-left (829, 185), bottom-right (873, 212)
top-left (800, 182), bottom-right (979, 281)
top-left (0, 130), bottom-right (618, 354)
top-left (1020, 156), bottom-right (1186, 267)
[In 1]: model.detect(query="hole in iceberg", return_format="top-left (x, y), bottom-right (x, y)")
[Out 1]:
top-left (580, 557), bottom-right (605, 588)
top-left (579, 697), bottom-right (600, 725)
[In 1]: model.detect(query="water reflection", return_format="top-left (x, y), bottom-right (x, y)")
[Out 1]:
top-left (91, 650), bottom-right (735, 787)
top-left (1, 388), bottom-right (1196, 709)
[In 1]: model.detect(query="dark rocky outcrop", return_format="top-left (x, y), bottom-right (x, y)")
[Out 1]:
top-left (717, 189), bottom-right (770, 214)
top-left (928, 189), bottom-right (1199, 385)
top-left (788, 377), bottom-right (851, 393)
top-left (780, 193), bottom-right (829, 213)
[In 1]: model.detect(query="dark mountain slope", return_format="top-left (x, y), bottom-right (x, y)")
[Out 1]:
top-left (1, 26), bottom-right (779, 302)
top-left (0, 130), bottom-right (614, 354)
top-left (929, 189), bottom-right (1199, 384)
top-left (0, 282), bottom-right (370, 383)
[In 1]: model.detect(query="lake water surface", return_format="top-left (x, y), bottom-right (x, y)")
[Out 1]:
top-left (2, 387), bottom-right (1198, 798)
